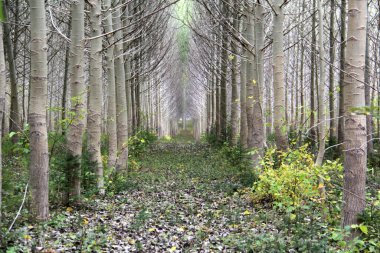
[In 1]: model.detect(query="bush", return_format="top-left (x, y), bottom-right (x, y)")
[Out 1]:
top-left (252, 145), bottom-right (343, 210)
top-left (128, 130), bottom-right (158, 158)
top-left (219, 143), bottom-right (248, 169)
top-left (204, 127), bottom-right (219, 146)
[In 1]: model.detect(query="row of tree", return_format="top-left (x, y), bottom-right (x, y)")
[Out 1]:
top-left (0, 0), bottom-right (378, 236)
top-left (188, 0), bottom-right (377, 230)
top-left (0, 0), bottom-right (187, 222)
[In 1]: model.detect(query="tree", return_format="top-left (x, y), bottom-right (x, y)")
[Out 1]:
top-left (104, 0), bottom-right (118, 168)
top-left (338, 0), bottom-right (347, 147)
top-left (272, 0), bottom-right (288, 151)
top-left (113, 4), bottom-right (129, 172)
top-left (230, 0), bottom-right (239, 146)
top-left (342, 0), bottom-right (368, 232)
top-left (246, 3), bottom-right (264, 163)
top-left (252, 2), bottom-right (265, 159)
top-left (87, 0), bottom-right (104, 194)
top-left (66, 0), bottom-right (86, 201)
top-left (309, 0), bottom-right (317, 148)
top-left (3, 1), bottom-right (21, 137)
top-left (219, 0), bottom-right (228, 141)
top-left (245, 5), bottom-right (256, 150)
top-left (315, 0), bottom-right (326, 166)
top-left (0, 15), bottom-right (6, 223)
top-left (29, 0), bottom-right (49, 220)
top-left (239, 11), bottom-right (248, 149)
top-left (329, 0), bottom-right (336, 140)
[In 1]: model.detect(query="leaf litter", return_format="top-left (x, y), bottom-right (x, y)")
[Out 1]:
top-left (9, 145), bottom-right (278, 252)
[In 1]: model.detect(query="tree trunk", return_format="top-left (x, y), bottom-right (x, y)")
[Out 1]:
top-left (342, 0), bottom-right (367, 233)
top-left (3, 3), bottom-right (21, 137)
top-left (215, 43), bottom-right (221, 139)
top-left (104, 0), bottom-right (117, 168)
top-left (113, 6), bottom-right (129, 172)
top-left (29, 0), bottom-right (49, 221)
top-left (219, 0), bottom-right (228, 141)
top-left (0, 23), bottom-right (6, 223)
top-left (310, 0), bottom-right (317, 148)
top-left (66, 0), bottom-right (86, 201)
top-left (61, 35), bottom-right (70, 135)
top-left (87, 0), bottom-right (104, 195)
top-left (123, 3), bottom-right (133, 135)
top-left (230, 1), bottom-right (239, 146)
top-left (272, 2), bottom-right (288, 151)
top-left (245, 7), bottom-right (255, 150)
top-left (253, 3), bottom-right (265, 159)
top-left (364, 24), bottom-right (373, 155)
top-left (329, 0), bottom-right (336, 140)
top-left (338, 0), bottom-right (347, 148)
top-left (315, 0), bottom-right (326, 166)
top-left (299, 0), bottom-right (306, 144)
top-left (240, 13), bottom-right (248, 149)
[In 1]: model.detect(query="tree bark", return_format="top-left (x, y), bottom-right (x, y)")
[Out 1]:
top-left (338, 0), bottom-right (347, 148)
top-left (364, 23), bottom-right (373, 155)
top-left (315, 0), bottom-right (326, 166)
top-left (310, 0), bottom-right (317, 148)
top-left (66, 0), bottom-right (86, 201)
top-left (230, 0), bottom-right (239, 146)
top-left (61, 35), bottom-right (70, 135)
top-left (219, 0), bottom-right (228, 141)
top-left (272, 1), bottom-right (288, 151)
top-left (240, 13), bottom-right (248, 149)
top-left (29, 0), bottom-right (50, 221)
top-left (245, 7), bottom-right (255, 150)
top-left (329, 0), bottom-right (336, 140)
top-left (123, 2), bottom-right (133, 135)
top-left (87, 0), bottom-right (104, 195)
top-left (342, 0), bottom-right (367, 233)
top-left (253, 3), bottom-right (265, 158)
top-left (104, 0), bottom-right (118, 168)
top-left (0, 22), bottom-right (6, 224)
top-left (299, 0), bottom-right (306, 144)
top-left (3, 3), bottom-right (21, 138)
top-left (113, 6), bottom-right (129, 172)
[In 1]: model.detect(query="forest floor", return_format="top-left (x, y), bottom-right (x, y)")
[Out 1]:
top-left (10, 142), bottom-right (277, 252)
top-left (7, 132), bottom-right (377, 252)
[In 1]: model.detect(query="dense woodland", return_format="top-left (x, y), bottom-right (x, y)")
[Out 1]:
top-left (0, 0), bottom-right (379, 252)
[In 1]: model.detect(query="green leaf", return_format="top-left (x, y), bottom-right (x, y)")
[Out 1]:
top-left (6, 247), bottom-right (17, 253)
top-left (359, 224), bottom-right (368, 235)
top-left (0, 0), bottom-right (4, 22)
top-left (338, 240), bottom-right (346, 247)
top-left (9, 131), bottom-right (16, 138)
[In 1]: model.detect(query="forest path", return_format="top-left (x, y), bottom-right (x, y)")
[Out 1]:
top-left (41, 144), bottom-right (272, 252)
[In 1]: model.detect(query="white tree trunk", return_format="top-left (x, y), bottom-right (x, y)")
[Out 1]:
top-left (29, 0), bottom-right (50, 220)
top-left (113, 6), bottom-right (129, 172)
top-left (0, 23), bottom-right (6, 223)
top-left (240, 14), bottom-right (248, 149)
top-left (88, 0), bottom-right (104, 194)
top-left (66, 0), bottom-right (86, 201)
top-left (272, 2), bottom-right (288, 151)
top-left (104, 0), bottom-right (118, 167)
top-left (342, 0), bottom-right (368, 232)
top-left (315, 0), bottom-right (326, 166)
top-left (230, 0), bottom-right (239, 146)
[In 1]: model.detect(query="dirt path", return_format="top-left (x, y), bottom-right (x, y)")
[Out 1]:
top-left (11, 145), bottom-right (273, 252)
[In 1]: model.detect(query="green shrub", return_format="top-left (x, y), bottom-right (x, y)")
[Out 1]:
top-left (325, 136), bottom-right (341, 160)
top-left (128, 130), bottom-right (158, 158)
top-left (219, 143), bottom-right (248, 169)
top-left (252, 146), bottom-right (343, 210)
top-left (204, 127), bottom-right (219, 146)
